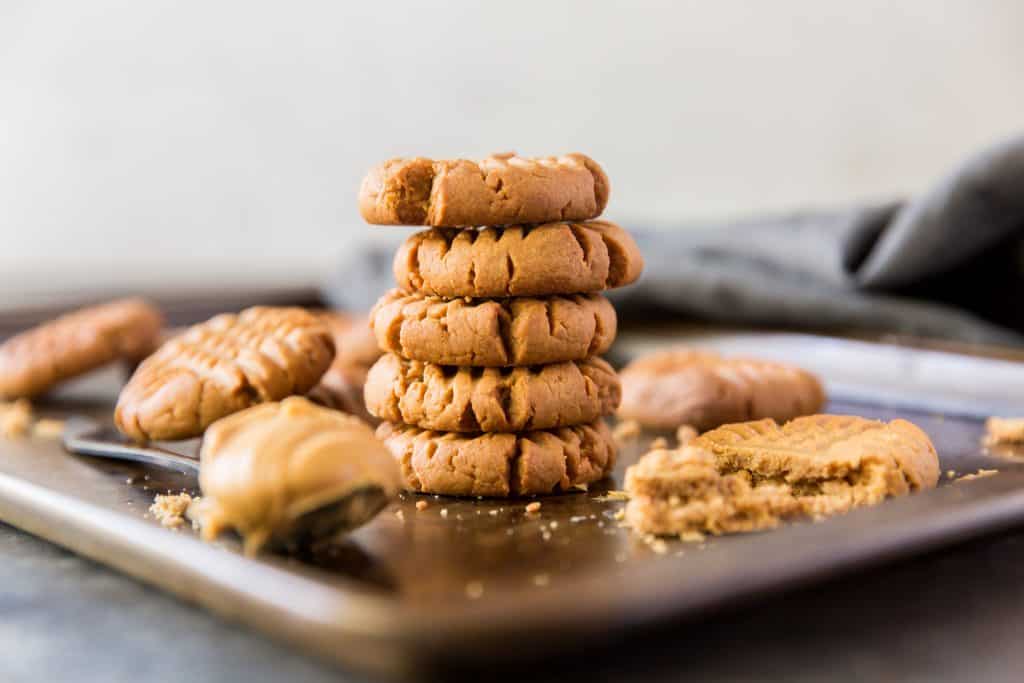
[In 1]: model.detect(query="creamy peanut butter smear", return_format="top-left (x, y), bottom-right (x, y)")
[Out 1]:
top-left (196, 396), bottom-right (401, 555)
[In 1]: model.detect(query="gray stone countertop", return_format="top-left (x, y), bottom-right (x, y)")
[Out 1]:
top-left (3, 519), bottom-right (1023, 682)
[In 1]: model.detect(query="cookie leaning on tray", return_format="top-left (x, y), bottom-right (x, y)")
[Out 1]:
top-left (361, 152), bottom-right (644, 497)
top-left (114, 307), bottom-right (335, 442)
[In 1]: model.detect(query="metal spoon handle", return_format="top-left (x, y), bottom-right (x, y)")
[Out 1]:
top-left (62, 417), bottom-right (200, 475)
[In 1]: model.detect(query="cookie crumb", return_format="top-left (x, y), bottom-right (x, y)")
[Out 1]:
top-left (679, 530), bottom-right (706, 543)
top-left (32, 418), bottom-right (65, 439)
top-left (465, 581), bottom-right (484, 599)
top-left (525, 501), bottom-right (542, 514)
top-left (675, 424), bottom-right (698, 446)
top-left (956, 469), bottom-right (999, 483)
top-left (149, 492), bottom-right (194, 529)
top-left (0, 399), bottom-right (33, 438)
top-left (612, 419), bottom-right (642, 443)
top-left (440, 508), bottom-right (449, 518)
top-left (415, 500), bottom-right (428, 511)
top-left (594, 490), bottom-right (630, 502)
top-left (572, 483), bottom-right (589, 492)
top-left (395, 509), bottom-right (405, 522)
top-left (488, 509), bottom-right (499, 516)
top-left (649, 437), bottom-right (669, 450)
top-left (647, 537), bottom-right (669, 555)
top-left (533, 573), bottom-right (550, 587)
top-left (985, 417), bottom-right (1024, 445)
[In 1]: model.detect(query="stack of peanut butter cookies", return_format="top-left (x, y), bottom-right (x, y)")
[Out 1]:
top-left (359, 153), bottom-right (644, 497)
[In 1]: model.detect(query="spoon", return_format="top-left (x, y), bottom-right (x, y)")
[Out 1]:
top-left (61, 417), bottom-right (392, 549)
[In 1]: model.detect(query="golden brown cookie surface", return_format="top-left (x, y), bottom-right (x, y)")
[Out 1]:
top-left (618, 349), bottom-right (825, 431)
top-left (364, 353), bottom-right (620, 433)
top-left (377, 419), bottom-right (615, 497)
top-left (359, 153), bottom-right (609, 227)
top-left (0, 298), bottom-right (163, 399)
top-left (393, 221), bottom-right (643, 298)
top-left (370, 289), bottom-right (616, 367)
top-left (624, 414), bottom-right (939, 537)
top-left (115, 306), bottom-right (334, 442)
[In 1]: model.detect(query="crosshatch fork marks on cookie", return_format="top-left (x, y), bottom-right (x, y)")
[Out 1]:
top-left (393, 221), bottom-right (644, 298)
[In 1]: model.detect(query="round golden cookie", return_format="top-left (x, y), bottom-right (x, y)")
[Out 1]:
top-left (115, 307), bottom-right (334, 442)
top-left (364, 354), bottom-right (621, 433)
top-left (618, 349), bottom-right (826, 431)
top-left (370, 289), bottom-right (616, 367)
top-left (393, 220), bottom-right (643, 298)
top-left (0, 298), bottom-right (163, 400)
top-left (359, 153), bottom-right (609, 227)
top-left (376, 419), bottom-right (616, 497)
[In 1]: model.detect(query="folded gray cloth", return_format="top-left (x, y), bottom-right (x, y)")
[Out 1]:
top-left (326, 135), bottom-right (1024, 346)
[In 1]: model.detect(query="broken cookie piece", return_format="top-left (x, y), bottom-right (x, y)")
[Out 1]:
top-left (625, 414), bottom-right (939, 537)
top-left (625, 445), bottom-right (801, 536)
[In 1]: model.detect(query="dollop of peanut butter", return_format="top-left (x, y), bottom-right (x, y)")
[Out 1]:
top-left (196, 396), bottom-right (400, 554)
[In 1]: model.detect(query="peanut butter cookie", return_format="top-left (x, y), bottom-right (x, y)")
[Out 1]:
top-left (393, 220), bottom-right (643, 297)
top-left (625, 414), bottom-right (939, 537)
top-left (377, 419), bottom-right (615, 497)
top-left (115, 307), bottom-right (334, 442)
top-left (0, 298), bottom-right (163, 399)
top-left (618, 349), bottom-right (825, 431)
top-left (370, 289), bottom-right (616, 367)
top-left (359, 153), bottom-right (609, 227)
top-left (364, 354), bottom-right (620, 432)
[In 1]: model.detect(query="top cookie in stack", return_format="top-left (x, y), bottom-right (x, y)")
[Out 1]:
top-left (359, 153), bottom-right (643, 498)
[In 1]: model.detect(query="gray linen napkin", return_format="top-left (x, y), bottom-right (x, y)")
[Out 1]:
top-left (326, 135), bottom-right (1024, 346)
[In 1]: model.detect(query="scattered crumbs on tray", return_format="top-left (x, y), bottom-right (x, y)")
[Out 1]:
top-left (440, 508), bottom-right (448, 518)
top-left (984, 417), bottom-right (1024, 446)
top-left (524, 501), bottom-right (541, 514)
top-left (956, 469), bottom-right (999, 483)
top-left (465, 581), bottom-right (484, 599)
top-left (32, 418), bottom-right (65, 439)
top-left (149, 492), bottom-right (195, 529)
top-left (594, 490), bottom-right (630, 502)
top-left (415, 500), bottom-right (428, 511)
top-left (0, 399), bottom-right (32, 438)
top-left (642, 534), bottom-right (669, 555)
top-left (394, 509), bottom-right (405, 522)
top-left (679, 530), bottom-right (706, 543)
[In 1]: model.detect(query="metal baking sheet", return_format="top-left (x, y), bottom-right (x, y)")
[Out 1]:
top-left (1, 333), bottom-right (1023, 678)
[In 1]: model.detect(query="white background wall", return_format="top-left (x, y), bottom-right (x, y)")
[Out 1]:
top-left (2, 1), bottom-right (1023, 306)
